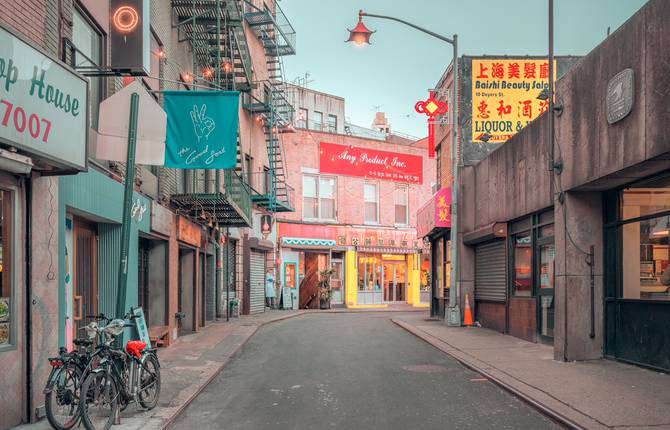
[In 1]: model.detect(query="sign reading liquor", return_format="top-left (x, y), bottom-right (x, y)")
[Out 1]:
top-left (0, 24), bottom-right (88, 171)
top-left (471, 59), bottom-right (554, 143)
top-left (319, 142), bottom-right (423, 184)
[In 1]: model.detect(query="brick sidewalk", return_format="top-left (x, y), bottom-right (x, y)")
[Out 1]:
top-left (13, 310), bottom-right (303, 430)
top-left (392, 314), bottom-right (670, 430)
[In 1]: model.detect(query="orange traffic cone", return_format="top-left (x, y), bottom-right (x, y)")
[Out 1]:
top-left (463, 293), bottom-right (474, 326)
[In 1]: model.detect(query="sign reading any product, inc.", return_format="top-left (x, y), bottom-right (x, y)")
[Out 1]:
top-left (319, 142), bottom-right (423, 184)
top-left (0, 24), bottom-right (88, 170)
top-left (471, 59), bottom-right (554, 143)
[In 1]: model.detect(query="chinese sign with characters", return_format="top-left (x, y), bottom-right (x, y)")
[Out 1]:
top-left (319, 142), bottom-right (423, 184)
top-left (471, 59), bottom-right (555, 143)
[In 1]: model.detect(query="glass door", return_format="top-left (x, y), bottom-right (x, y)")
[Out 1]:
top-left (331, 260), bottom-right (344, 304)
top-left (383, 262), bottom-right (407, 302)
top-left (537, 235), bottom-right (555, 342)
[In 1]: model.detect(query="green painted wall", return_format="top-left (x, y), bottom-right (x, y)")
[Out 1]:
top-left (58, 167), bottom-right (151, 346)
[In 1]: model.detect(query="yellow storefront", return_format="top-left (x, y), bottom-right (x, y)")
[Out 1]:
top-left (345, 249), bottom-right (429, 309)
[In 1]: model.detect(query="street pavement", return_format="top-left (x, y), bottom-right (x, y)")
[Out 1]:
top-left (171, 312), bottom-right (559, 430)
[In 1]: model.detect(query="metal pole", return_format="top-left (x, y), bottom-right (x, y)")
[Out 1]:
top-left (225, 227), bottom-right (230, 322)
top-left (115, 92), bottom-right (140, 319)
top-left (447, 36), bottom-right (461, 326)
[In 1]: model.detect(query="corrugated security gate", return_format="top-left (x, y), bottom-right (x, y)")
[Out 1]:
top-left (249, 251), bottom-right (266, 314)
top-left (474, 240), bottom-right (507, 302)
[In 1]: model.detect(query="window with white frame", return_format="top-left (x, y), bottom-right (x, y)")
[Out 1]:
top-left (313, 111), bottom-right (323, 131)
top-left (303, 175), bottom-right (337, 220)
top-left (394, 184), bottom-right (409, 225)
top-left (364, 181), bottom-right (379, 224)
top-left (73, 8), bottom-right (103, 129)
top-left (297, 108), bottom-right (308, 129)
top-left (327, 114), bottom-right (337, 133)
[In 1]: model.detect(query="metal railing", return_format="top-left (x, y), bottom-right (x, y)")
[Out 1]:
top-left (224, 169), bottom-right (253, 222)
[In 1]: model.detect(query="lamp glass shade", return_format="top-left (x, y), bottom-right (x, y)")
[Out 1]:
top-left (347, 19), bottom-right (374, 45)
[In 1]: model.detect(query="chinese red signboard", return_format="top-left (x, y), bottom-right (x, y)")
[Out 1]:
top-left (416, 187), bottom-right (451, 238)
top-left (319, 142), bottom-right (423, 184)
top-left (472, 59), bottom-right (555, 143)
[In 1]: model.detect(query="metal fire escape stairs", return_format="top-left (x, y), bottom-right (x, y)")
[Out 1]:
top-left (243, 1), bottom-right (296, 213)
top-left (170, 0), bottom-right (256, 227)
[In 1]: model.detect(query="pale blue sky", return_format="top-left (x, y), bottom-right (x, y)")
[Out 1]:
top-left (281, 0), bottom-right (648, 137)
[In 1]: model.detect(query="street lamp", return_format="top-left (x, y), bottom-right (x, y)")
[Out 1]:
top-left (346, 10), bottom-right (462, 326)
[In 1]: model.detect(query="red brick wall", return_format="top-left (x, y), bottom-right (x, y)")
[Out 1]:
top-left (280, 129), bottom-right (436, 229)
top-left (0, 0), bottom-right (69, 57)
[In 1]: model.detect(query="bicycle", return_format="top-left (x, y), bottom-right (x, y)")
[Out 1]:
top-left (78, 309), bottom-right (161, 430)
top-left (43, 315), bottom-right (109, 430)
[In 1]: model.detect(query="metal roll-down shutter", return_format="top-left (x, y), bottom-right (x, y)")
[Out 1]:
top-left (249, 251), bottom-right (266, 314)
top-left (475, 240), bottom-right (507, 302)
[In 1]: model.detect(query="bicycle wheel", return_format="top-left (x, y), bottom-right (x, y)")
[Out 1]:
top-left (45, 364), bottom-right (81, 430)
top-left (79, 370), bottom-right (118, 430)
top-left (138, 353), bottom-right (161, 410)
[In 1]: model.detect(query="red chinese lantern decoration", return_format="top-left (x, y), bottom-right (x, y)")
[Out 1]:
top-left (415, 92), bottom-right (448, 158)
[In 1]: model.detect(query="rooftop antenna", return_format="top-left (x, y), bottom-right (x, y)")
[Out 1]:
top-left (606, 26), bottom-right (611, 37)
top-left (292, 72), bottom-right (315, 88)
top-left (371, 104), bottom-right (384, 112)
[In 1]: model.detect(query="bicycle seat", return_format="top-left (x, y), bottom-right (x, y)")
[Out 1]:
top-left (126, 340), bottom-right (147, 358)
top-left (73, 338), bottom-right (93, 347)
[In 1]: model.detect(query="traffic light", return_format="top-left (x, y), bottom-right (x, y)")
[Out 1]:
top-left (110, 0), bottom-right (150, 75)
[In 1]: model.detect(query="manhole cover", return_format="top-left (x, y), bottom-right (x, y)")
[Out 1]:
top-left (402, 364), bottom-right (451, 373)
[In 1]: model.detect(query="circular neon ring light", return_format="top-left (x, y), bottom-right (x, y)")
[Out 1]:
top-left (113, 6), bottom-right (139, 33)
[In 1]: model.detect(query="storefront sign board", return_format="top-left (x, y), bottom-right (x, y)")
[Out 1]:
top-left (0, 24), bottom-right (88, 170)
top-left (177, 216), bottom-right (201, 247)
top-left (151, 201), bottom-right (173, 236)
top-left (319, 142), bottom-right (422, 184)
top-left (471, 59), bottom-right (555, 143)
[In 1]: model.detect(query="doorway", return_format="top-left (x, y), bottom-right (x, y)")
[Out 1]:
top-left (383, 262), bottom-right (406, 302)
top-left (73, 219), bottom-right (98, 338)
top-left (537, 233), bottom-right (555, 342)
top-left (331, 258), bottom-right (344, 305)
top-left (178, 247), bottom-right (196, 334)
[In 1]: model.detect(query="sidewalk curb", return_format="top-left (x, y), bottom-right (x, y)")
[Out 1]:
top-left (391, 318), bottom-right (607, 430)
top-left (161, 311), bottom-right (306, 430)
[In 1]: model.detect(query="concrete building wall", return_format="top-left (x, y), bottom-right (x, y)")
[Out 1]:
top-left (457, 0), bottom-right (669, 362)
top-left (287, 85), bottom-right (346, 134)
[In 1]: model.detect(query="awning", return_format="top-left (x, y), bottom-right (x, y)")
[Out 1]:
top-left (282, 237), bottom-right (336, 249)
top-left (356, 246), bottom-right (418, 255)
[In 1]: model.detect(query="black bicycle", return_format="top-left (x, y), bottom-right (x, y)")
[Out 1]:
top-left (78, 311), bottom-right (161, 430)
top-left (43, 314), bottom-right (110, 430)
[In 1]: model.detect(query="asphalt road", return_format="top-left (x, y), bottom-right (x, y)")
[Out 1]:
top-left (171, 313), bottom-right (560, 430)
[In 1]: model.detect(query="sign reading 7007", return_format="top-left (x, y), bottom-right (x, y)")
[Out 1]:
top-left (0, 24), bottom-right (88, 171)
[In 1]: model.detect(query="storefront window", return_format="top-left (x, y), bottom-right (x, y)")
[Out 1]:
top-left (621, 216), bottom-right (670, 300)
top-left (513, 233), bottom-right (532, 296)
top-left (0, 191), bottom-right (13, 347)
top-left (358, 254), bottom-right (382, 291)
top-left (539, 244), bottom-right (555, 289)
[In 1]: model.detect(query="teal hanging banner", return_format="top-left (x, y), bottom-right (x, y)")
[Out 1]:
top-left (164, 91), bottom-right (239, 169)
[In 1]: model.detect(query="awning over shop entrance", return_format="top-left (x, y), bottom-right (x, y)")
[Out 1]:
top-left (282, 237), bottom-right (336, 249)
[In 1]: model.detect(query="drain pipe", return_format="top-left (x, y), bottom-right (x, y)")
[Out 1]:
top-left (588, 246), bottom-right (595, 339)
top-left (25, 176), bottom-right (33, 421)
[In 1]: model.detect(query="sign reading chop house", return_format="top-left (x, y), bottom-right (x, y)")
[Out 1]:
top-left (319, 141), bottom-right (423, 184)
top-left (0, 24), bottom-right (88, 171)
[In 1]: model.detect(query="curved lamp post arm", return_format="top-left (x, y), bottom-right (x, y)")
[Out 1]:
top-left (360, 11), bottom-right (454, 45)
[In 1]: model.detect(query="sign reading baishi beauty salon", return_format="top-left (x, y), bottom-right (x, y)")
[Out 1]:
top-left (0, 24), bottom-right (88, 170)
top-left (319, 142), bottom-right (422, 184)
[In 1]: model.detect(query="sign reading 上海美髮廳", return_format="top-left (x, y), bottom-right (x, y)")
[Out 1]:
top-left (164, 91), bottom-right (239, 169)
top-left (0, 24), bottom-right (88, 171)
top-left (471, 58), bottom-right (555, 144)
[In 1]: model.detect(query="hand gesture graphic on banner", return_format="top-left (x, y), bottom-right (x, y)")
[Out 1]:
top-left (190, 104), bottom-right (216, 142)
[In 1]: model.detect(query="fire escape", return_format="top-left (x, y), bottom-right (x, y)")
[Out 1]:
top-left (242, 1), bottom-right (296, 213)
top-left (170, 0), bottom-right (256, 226)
